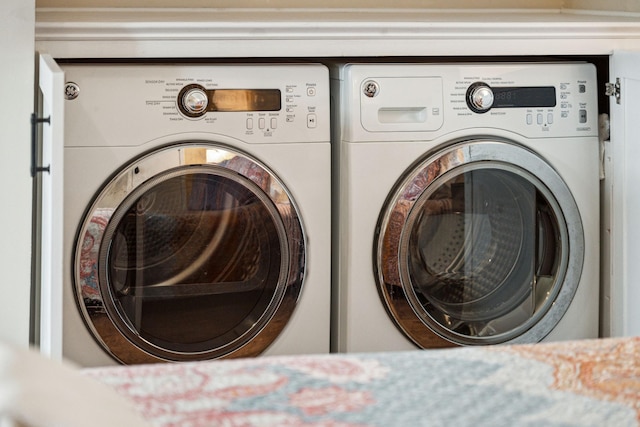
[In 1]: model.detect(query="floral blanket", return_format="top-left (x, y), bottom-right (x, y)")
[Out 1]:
top-left (84, 337), bottom-right (640, 427)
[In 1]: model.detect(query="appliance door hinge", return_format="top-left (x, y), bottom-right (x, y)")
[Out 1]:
top-left (605, 78), bottom-right (621, 104)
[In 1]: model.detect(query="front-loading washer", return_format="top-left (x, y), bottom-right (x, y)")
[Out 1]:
top-left (331, 62), bottom-right (600, 352)
top-left (50, 62), bottom-right (330, 366)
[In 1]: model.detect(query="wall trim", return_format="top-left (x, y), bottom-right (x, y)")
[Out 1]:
top-left (35, 8), bottom-right (640, 58)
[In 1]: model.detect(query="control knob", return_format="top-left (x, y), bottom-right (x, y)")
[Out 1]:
top-left (466, 82), bottom-right (494, 114)
top-left (179, 85), bottom-right (208, 117)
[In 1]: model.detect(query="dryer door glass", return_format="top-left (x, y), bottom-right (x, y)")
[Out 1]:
top-left (376, 139), bottom-right (584, 346)
top-left (104, 170), bottom-right (285, 356)
top-left (75, 144), bottom-right (305, 363)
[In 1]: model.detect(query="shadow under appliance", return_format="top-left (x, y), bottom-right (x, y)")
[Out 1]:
top-left (331, 62), bottom-right (600, 352)
top-left (41, 62), bottom-right (331, 366)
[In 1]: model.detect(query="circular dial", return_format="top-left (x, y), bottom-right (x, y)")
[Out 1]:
top-left (178, 84), bottom-right (209, 117)
top-left (466, 82), bottom-right (494, 113)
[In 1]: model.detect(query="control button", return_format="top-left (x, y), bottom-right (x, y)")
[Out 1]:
top-left (286, 107), bottom-right (294, 113)
top-left (180, 85), bottom-right (208, 116)
top-left (526, 114), bottom-right (533, 125)
top-left (307, 114), bottom-right (317, 128)
top-left (259, 118), bottom-right (266, 129)
top-left (286, 87), bottom-right (294, 93)
top-left (271, 118), bottom-right (277, 129)
top-left (286, 97), bottom-right (294, 103)
top-left (307, 87), bottom-right (316, 96)
top-left (537, 114), bottom-right (543, 125)
top-left (547, 113), bottom-right (554, 124)
top-left (286, 117), bottom-right (294, 123)
top-left (579, 84), bottom-right (586, 93)
top-left (579, 109), bottom-right (588, 123)
top-left (246, 118), bottom-right (254, 130)
top-left (466, 82), bottom-right (494, 113)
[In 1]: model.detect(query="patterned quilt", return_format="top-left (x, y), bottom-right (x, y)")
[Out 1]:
top-left (84, 337), bottom-right (640, 427)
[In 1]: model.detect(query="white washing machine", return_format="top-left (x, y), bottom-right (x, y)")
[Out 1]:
top-left (331, 62), bottom-right (600, 352)
top-left (46, 62), bottom-right (330, 366)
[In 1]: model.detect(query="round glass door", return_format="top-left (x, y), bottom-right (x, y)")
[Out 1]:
top-left (75, 143), bottom-right (305, 363)
top-left (376, 139), bottom-right (584, 346)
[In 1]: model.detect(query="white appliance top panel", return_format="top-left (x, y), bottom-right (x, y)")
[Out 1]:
top-left (336, 62), bottom-right (598, 142)
top-left (62, 63), bottom-right (330, 147)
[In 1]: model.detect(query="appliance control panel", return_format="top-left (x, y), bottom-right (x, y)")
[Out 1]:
top-left (338, 62), bottom-right (598, 141)
top-left (451, 67), bottom-right (597, 137)
top-left (62, 63), bottom-right (330, 147)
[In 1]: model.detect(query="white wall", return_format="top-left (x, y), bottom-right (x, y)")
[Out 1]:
top-left (34, 0), bottom-right (640, 11)
top-left (0, 0), bottom-right (35, 347)
top-left (565, 0), bottom-right (640, 12)
top-left (34, 0), bottom-right (564, 9)
top-left (36, 0), bottom-right (640, 12)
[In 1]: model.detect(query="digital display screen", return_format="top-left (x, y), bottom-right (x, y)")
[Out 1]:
top-left (492, 86), bottom-right (556, 108)
top-left (209, 89), bottom-right (281, 112)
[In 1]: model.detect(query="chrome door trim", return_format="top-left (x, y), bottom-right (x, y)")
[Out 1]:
top-left (74, 142), bottom-right (305, 363)
top-left (375, 138), bottom-right (584, 346)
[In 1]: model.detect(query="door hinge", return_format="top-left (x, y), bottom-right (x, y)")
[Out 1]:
top-left (605, 78), bottom-right (621, 104)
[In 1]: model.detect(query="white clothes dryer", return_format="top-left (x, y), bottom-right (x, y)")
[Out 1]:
top-left (331, 62), bottom-right (600, 352)
top-left (50, 63), bottom-right (331, 366)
